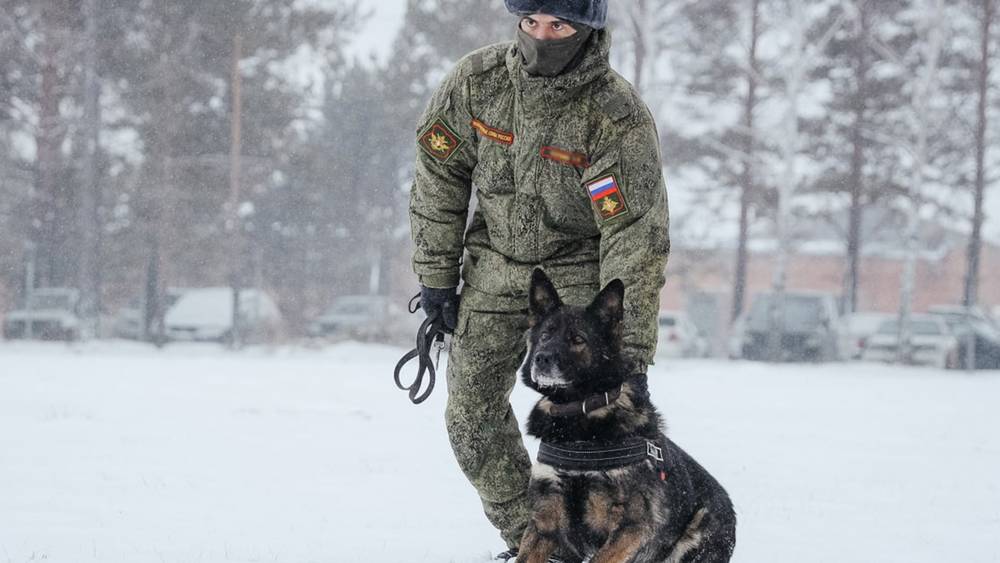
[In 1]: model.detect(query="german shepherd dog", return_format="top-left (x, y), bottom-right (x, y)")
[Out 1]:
top-left (515, 269), bottom-right (735, 563)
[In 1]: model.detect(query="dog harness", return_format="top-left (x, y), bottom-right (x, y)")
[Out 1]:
top-left (538, 437), bottom-right (667, 479)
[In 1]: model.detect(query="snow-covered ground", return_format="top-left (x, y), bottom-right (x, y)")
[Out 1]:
top-left (1, 341), bottom-right (998, 563)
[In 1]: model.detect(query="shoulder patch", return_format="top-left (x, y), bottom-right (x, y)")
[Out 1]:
top-left (586, 174), bottom-right (629, 221)
top-left (465, 44), bottom-right (508, 76)
top-left (469, 52), bottom-right (485, 75)
top-left (418, 118), bottom-right (465, 163)
top-left (593, 88), bottom-right (633, 122)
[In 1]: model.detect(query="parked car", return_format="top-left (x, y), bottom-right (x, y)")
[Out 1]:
top-left (308, 295), bottom-right (409, 342)
top-left (739, 291), bottom-right (842, 362)
top-left (113, 288), bottom-right (186, 340)
top-left (840, 312), bottom-right (893, 360)
top-left (928, 306), bottom-right (1000, 369)
top-left (3, 288), bottom-right (82, 341)
top-left (656, 311), bottom-right (710, 358)
top-left (928, 305), bottom-right (1000, 330)
top-left (862, 315), bottom-right (959, 369)
top-left (164, 287), bottom-right (283, 343)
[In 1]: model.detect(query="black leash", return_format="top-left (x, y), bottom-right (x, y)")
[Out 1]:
top-left (393, 293), bottom-right (447, 404)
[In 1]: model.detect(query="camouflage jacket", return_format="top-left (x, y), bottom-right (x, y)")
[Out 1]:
top-left (409, 30), bottom-right (670, 366)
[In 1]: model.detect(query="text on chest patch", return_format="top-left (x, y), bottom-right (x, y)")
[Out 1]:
top-left (471, 119), bottom-right (514, 146)
top-left (540, 146), bottom-right (591, 169)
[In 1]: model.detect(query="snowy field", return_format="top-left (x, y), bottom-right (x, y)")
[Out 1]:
top-left (1, 341), bottom-right (998, 563)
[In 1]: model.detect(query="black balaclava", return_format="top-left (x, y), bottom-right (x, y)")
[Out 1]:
top-left (516, 21), bottom-right (594, 77)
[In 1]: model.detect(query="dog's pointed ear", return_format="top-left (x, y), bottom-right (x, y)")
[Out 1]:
top-left (588, 279), bottom-right (625, 326)
top-left (529, 268), bottom-right (562, 321)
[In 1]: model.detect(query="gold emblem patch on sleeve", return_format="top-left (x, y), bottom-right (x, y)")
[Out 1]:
top-left (418, 119), bottom-right (464, 163)
top-left (587, 174), bottom-right (629, 221)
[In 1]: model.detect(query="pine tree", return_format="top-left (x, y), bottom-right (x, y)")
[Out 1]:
top-left (807, 0), bottom-right (910, 314)
top-left (98, 0), bottom-right (358, 338)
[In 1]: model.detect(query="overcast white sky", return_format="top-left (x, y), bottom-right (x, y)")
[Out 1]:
top-left (343, 0), bottom-right (408, 64)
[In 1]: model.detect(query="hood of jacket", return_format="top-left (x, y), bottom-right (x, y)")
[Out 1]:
top-left (506, 28), bottom-right (612, 115)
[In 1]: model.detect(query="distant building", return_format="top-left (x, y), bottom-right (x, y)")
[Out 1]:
top-left (662, 206), bottom-right (1000, 340)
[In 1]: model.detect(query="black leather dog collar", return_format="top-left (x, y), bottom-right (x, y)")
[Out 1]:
top-left (547, 385), bottom-right (622, 417)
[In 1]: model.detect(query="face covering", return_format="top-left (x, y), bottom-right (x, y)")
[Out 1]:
top-left (517, 23), bottom-right (594, 77)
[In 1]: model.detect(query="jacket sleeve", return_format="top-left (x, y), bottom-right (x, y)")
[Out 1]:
top-left (409, 66), bottom-right (478, 289)
top-left (584, 108), bottom-right (670, 368)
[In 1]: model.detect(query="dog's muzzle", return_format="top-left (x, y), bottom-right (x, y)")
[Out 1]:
top-left (531, 352), bottom-right (568, 388)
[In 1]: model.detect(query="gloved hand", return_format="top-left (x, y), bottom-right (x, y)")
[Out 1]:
top-left (419, 285), bottom-right (460, 334)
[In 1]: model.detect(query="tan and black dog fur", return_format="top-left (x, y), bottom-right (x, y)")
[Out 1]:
top-left (516, 269), bottom-right (735, 563)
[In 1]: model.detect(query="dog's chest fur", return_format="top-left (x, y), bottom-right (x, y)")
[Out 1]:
top-left (532, 454), bottom-right (671, 549)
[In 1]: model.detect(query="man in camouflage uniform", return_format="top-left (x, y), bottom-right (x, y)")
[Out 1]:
top-left (409, 0), bottom-right (669, 557)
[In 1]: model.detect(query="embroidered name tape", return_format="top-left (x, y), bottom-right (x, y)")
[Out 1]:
top-left (471, 119), bottom-right (514, 145)
top-left (587, 174), bottom-right (629, 220)
top-left (540, 146), bottom-right (590, 169)
top-left (418, 119), bottom-right (464, 162)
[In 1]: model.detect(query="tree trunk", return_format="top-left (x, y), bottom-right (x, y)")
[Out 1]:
top-left (78, 0), bottom-right (101, 337)
top-left (732, 0), bottom-right (760, 323)
top-left (228, 33), bottom-right (244, 350)
top-left (961, 0), bottom-right (993, 370)
top-left (35, 29), bottom-right (64, 288)
top-left (844, 0), bottom-right (871, 315)
top-left (963, 0), bottom-right (993, 309)
top-left (630, 0), bottom-right (648, 94)
top-left (767, 0), bottom-right (807, 361)
top-left (898, 0), bottom-right (945, 364)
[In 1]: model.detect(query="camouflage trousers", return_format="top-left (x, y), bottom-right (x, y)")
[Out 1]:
top-left (444, 284), bottom-right (599, 549)
top-left (445, 301), bottom-right (532, 549)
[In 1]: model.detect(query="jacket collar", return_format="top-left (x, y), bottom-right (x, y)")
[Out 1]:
top-left (506, 28), bottom-right (612, 113)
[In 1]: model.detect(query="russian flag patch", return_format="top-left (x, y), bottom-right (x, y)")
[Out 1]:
top-left (586, 174), bottom-right (629, 220)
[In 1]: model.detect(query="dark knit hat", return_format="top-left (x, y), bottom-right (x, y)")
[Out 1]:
top-left (504, 0), bottom-right (608, 30)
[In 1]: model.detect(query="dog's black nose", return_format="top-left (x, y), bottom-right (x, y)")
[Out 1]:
top-left (534, 352), bottom-right (554, 370)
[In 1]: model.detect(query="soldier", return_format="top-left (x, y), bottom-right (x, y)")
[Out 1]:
top-left (409, 0), bottom-right (669, 559)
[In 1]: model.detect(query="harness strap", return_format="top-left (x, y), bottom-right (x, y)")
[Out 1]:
top-left (538, 438), bottom-right (666, 472)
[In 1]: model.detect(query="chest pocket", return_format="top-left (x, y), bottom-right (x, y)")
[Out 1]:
top-left (469, 93), bottom-right (517, 196)
top-left (537, 136), bottom-right (598, 238)
top-left (472, 132), bottom-right (516, 196)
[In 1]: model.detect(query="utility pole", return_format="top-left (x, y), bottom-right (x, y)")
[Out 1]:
top-left (24, 242), bottom-right (36, 340)
top-left (228, 33), bottom-right (244, 350)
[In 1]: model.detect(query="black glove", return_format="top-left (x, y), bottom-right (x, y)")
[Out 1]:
top-left (419, 285), bottom-right (460, 334)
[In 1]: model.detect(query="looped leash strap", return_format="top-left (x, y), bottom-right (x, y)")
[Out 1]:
top-left (394, 305), bottom-right (446, 405)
